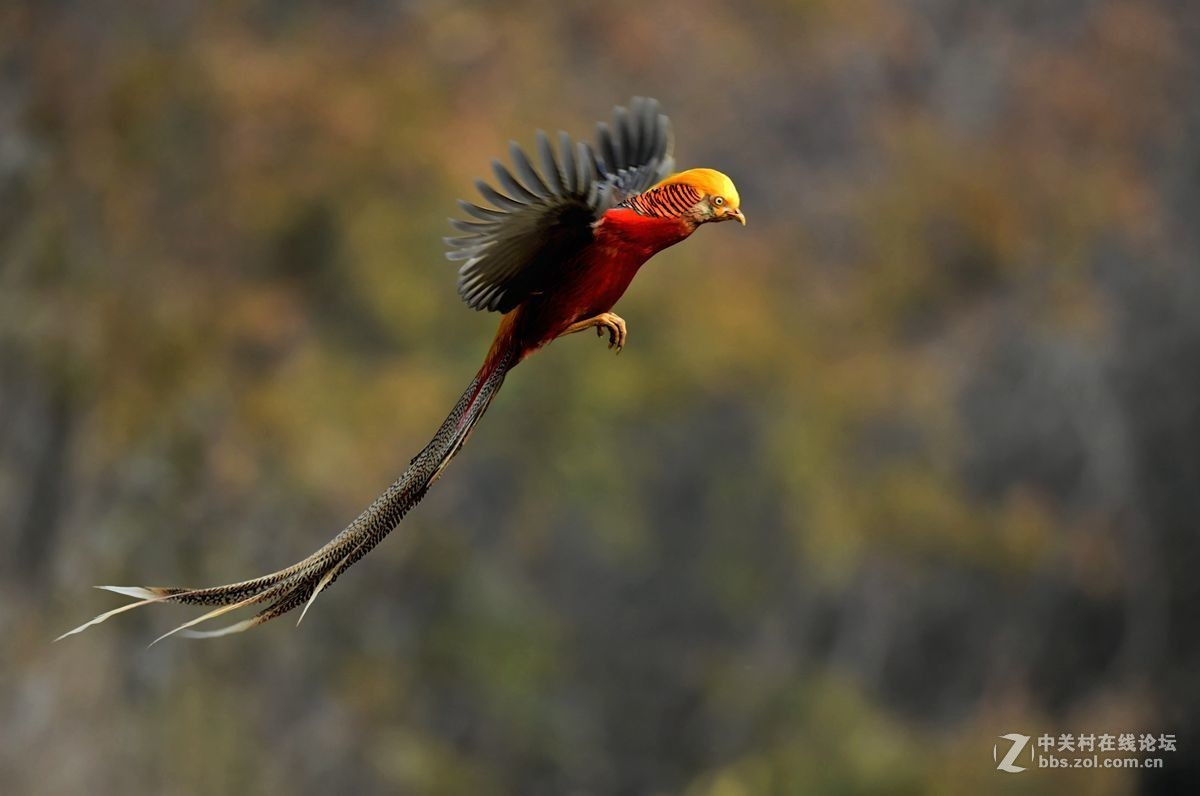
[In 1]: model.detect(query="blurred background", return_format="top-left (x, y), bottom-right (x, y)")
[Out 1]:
top-left (2, 1), bottom-right (1198, 793)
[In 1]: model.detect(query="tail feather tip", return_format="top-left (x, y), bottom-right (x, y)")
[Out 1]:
top-left (96, 585), bottom-right (165, 600)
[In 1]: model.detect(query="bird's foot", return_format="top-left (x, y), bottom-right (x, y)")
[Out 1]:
top-left (565, 312), bottom-right (627, 353)
top-left (594, 312), bottom-right (626, 352)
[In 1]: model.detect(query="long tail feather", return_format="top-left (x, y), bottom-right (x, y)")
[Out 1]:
top-left (149, 589), bottom-right (278, 647)
top-left (55, 595), bottom-right (170, 642)
top-left (297, 547), bottom-right (356, 627)
top-left (178, 618), bottom-right (262, 639)
top-left (186, 578), bottom-right (322, 639)
top-left (61, 346), bottom-right (516, 641)
top-left (97, 585), bottom-right (169, 600)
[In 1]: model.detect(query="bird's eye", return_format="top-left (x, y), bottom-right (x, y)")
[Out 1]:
top-left (713, 196), bottom-right (725, 206)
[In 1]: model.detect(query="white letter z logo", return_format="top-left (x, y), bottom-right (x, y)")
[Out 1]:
top-left (994, 733), bottom-right (1031, 773)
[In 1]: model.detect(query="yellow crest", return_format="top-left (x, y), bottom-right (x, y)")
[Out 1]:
top-left (652, 168), bottom-right (741, 210)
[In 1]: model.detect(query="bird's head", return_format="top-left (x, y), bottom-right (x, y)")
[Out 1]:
top-left (652, 168), bottom-right (745, 226)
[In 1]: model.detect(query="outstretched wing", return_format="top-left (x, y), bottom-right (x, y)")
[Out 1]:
top-left (447, 97), bottom-right (674, 313)
top-left (591, 98), bottom-right (675, 210)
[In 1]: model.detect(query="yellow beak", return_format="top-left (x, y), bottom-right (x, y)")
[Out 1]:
top-left (728, 208), bottom-right (746, 226)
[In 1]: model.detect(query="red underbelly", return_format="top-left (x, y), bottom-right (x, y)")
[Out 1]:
top-left (511, 260), bottom-right (640, 353)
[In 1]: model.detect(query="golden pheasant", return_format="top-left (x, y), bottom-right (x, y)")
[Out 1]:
top-left (60, 97), bottom-right (744, 642)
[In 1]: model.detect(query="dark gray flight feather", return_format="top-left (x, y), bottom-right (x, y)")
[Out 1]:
top-left (446, 97), bottom-right (675, 313)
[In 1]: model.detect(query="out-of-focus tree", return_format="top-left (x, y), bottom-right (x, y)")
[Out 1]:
top-left (2, 1), bottom-right (1198, 793)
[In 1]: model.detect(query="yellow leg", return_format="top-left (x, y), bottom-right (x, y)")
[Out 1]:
top-left (563, 312), bottom-right (627, 353)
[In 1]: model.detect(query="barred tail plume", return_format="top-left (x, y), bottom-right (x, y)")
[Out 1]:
top-left (57, 344), bottom-right (517, 643)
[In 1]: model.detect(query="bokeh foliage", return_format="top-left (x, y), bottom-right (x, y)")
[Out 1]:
top-left (2, 1), bottom-right (1198, 793)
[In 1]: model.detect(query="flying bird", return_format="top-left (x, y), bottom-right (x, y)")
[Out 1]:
top-left (60, 98), bottom-right (744, 643)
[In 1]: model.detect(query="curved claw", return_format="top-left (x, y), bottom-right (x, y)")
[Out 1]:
top-left (567, 312), bottom-right (627, 354)
top-left (601, 313), bottom-right (626, 353)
